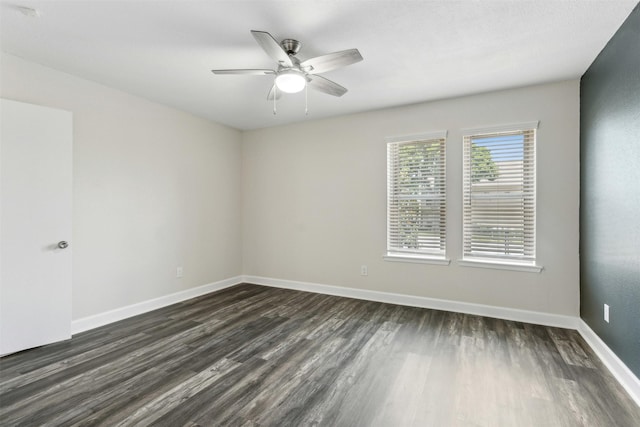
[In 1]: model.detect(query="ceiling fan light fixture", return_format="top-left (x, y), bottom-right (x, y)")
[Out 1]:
top-left (275, 70), bottom-right (306, 93)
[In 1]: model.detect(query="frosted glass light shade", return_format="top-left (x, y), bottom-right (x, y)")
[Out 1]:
top-left (275, 71), bottom-right (306, 93)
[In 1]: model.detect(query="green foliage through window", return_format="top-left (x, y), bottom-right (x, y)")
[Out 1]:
top-left (387, 137), bottom-right (446, 256)
top-left (471, 143), bottom-right (499, 183)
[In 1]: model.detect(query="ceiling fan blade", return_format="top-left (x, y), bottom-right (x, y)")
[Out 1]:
top-left (300, 49), bottom-right (363, 74)
top-left (211, 69), bottom-right (275, 75)
top-left (308, 75), bottom-right (348, 97)
top-left (251, 30), bottom-right (293, 67)
top-left (267, 85), bottom-right (282, 101)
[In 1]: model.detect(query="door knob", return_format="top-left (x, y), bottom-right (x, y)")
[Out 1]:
top-left (57, 241), bottom-right (69, 249)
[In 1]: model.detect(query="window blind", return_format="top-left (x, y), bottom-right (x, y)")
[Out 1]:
top-left (387, 137), bottom-right (446, 257)
top-left (462, 127), bottom-right (536, 263)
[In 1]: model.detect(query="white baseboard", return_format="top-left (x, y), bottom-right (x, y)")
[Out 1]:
top-left (241, 275), bottom-right (578, 329)
top-left (577, 320), bottom-right (640, 407)
top-left (71, 276), bottom-right (243, 335)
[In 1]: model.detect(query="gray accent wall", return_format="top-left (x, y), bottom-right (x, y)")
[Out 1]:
top-left (580, 4), bottom-right (640, 378)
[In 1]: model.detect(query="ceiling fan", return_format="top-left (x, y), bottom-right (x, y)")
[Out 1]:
top-left (212, 30), bottom-right (363, 101)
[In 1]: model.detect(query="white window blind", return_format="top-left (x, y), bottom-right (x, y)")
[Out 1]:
top-left (462, 125), bottom-right (536, 263)
top-left (387, 135), bottom-right (446, 257)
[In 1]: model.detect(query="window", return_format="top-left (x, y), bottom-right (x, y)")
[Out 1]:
top-left (386, 132), bottom-right (447, 262)
top-left (462, 122), bottom-right (538, 268)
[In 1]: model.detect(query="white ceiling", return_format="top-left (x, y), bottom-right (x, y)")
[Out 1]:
top-left (0, 1), bottom-right (636, 130)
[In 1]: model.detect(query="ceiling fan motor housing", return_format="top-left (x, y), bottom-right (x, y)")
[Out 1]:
top-left (280, 39), bottom-right (302, 56)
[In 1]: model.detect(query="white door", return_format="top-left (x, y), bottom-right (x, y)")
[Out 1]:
top-left (1, 98), bottom-right (73, 356)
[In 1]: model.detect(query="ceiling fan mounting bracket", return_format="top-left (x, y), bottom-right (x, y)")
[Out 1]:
top-left (280, 39), bottom-right (301, 56)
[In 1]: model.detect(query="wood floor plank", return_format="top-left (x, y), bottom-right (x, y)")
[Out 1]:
top-left (0, 332), bottom-right (148, 393)
top-left (1, 283), bottom-right (639, 426)
top-left (114, 357), bottom-right (242, 426)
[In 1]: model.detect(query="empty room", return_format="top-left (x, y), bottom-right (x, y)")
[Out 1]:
top-left (1, 0), bottom-right (639, 425)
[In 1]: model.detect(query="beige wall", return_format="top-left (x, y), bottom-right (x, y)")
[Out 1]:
top-left (242, 80), bottom-right (580, 316)
top-left (1, 53), bottom-right (243, 319)
top-left (0, 52), bottom-right (580, 319)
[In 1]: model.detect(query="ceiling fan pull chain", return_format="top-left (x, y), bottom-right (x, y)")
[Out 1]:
top-left (273, 85), bottom-right (277, 115)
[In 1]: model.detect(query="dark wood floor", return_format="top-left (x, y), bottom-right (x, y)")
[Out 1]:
top-left (1, 284), bottom-right (638, 426)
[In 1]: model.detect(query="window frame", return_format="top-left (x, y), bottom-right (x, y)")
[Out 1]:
top-left (385, 131), bottom-right (449, 265)
top-left (459, 122), bottom-right (542, 272)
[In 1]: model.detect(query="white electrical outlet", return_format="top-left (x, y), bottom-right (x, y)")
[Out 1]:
top-left (604, 304), bottom-right (609, 323)
top-left (176, 267), bottom-right (184, 278)
top-left (360, 265), bottom-right (368, 276)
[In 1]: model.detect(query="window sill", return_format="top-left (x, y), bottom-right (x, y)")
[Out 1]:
top-left (383, 254), bottom-right (451, 266)
top-left (457, 258), bottom-right (543, 273)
